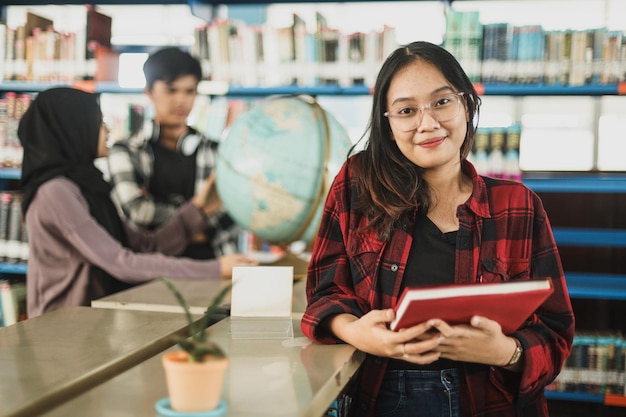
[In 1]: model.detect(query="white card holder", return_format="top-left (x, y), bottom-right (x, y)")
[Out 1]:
top-left (230, 266), bottom-right (294, 339)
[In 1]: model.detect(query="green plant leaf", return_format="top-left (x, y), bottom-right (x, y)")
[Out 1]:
top-left (161, 278), bottom-right (232, 362)
top-left (162, 277), bottom-right (196, 335)
top-left (198, 282), bottom-right (233, 343)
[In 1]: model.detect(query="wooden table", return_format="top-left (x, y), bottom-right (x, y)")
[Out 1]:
top-left (40, 314), bottom-right (365, 417)
top-left (0, 307), bottom-right (199, 417)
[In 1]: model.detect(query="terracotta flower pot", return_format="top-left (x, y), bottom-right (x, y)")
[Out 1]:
top-left (162, 351), bottom-right (229, 412)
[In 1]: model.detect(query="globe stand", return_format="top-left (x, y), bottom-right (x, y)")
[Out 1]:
top-left (261, 251), bottom-right (310, 281)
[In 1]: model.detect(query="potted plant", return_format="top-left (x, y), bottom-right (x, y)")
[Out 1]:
top-left (160, 277), bottom-right (232, 413)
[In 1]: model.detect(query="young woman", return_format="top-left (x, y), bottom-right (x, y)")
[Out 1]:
top-left (301, 41), bottom-right (574, 417)
top-left (18, 87), bottom-right (255, 318)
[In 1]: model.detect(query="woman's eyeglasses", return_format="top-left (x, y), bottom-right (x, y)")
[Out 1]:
top-left (384, 92), bottom-right (464, 132)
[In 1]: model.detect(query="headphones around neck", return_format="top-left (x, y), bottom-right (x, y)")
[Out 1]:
top-left (149, 121), bottom-right (202, 156)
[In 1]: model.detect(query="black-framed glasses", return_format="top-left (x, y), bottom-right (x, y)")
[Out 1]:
top-left (384, 92), bottom-right (464, 132)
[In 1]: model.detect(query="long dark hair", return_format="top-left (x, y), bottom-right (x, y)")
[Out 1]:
top-left (351, 41), bottom-right (481, 239)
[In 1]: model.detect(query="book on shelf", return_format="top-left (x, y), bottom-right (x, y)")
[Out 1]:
top-left (467, 125), bottom-right (521, 180)
top-left (389, 279), bottom-right (554, 334)
top-left (481, 22), bottom-right (508, 83)
top-left (84, 7), bottom-right (115, 81)
top-left (602, 31), bottom-right (623, 84)
top-left (0, 191), bottom-right (28, 263)
top-left (502, 125), bottom-right (522, 181)
top-left (515, 25), bottom-right (545, 84)
top-left (5, 192), bottom-right (23, 263)
top-left (486, 127), bottom-right (505, 178)
top-left (24, 11), bottom-right (53, 41)
top-left (85, 6), bottom-right (112, 60)
top-left (468, 128), bottom-right (490, 175)
top-left (0, 279), bottom-right (27, 326)
top-left (0, 191), bottom-right (12, 260)
top-left (191, 96), bottom-right (230, 141)
top-left (444, 10), bottom-right (483, 83)
top-left (93, 44), bottom-right (119, 82)
top-left (544, 30), bottom-right (568, 86)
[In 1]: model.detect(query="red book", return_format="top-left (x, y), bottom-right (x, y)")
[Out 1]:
top-left (389, 279), bottom-right (554, 334)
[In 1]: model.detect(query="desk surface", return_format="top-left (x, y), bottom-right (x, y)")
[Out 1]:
top-left (41, 314), bottom-right (365, 417)
top-left (0, 307), bottom-right (195, 417)
top-left (92, 278), bottom-right (308, 314)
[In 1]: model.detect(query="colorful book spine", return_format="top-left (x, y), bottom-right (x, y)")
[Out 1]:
top-left (0, 279), bottom-right (27, 326)
top-left (502, 124), bottom-right (522, 181)
top-left (486, 128), bottom-right (505, 178)
top-left (469, 126), bottom-right (521, 180)
top-left (0, 192), bottom-right (12, 261)
top-left (547, 331), bottom-right (626, 396)
top-left (6, 192), bottom-right (23, 263)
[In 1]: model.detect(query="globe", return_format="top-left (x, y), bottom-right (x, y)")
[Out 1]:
top-left (215, 95), bottom-right (353, 245)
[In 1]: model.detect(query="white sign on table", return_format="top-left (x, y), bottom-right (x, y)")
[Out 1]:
top-left (230, 266), bottom-right (294, 339)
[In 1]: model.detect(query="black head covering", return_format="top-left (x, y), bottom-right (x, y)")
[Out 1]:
top-left (18, 87), bottom-right (126, 245)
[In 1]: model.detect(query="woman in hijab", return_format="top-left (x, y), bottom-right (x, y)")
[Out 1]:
top-left (18, 87), bottom-right (255, 318)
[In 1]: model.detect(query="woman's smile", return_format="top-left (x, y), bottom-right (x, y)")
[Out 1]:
top-left (417, 136), bottom-right (446, 148)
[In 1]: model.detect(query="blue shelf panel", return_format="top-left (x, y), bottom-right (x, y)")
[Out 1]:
top-left (545, 390), bottom-right (605, 403)
top-left (94, 82), bottom-right (144, 95)
top-left (0, 81), bottom-right (73, 94)
top-left (0, 81), bottom-right (372, 96)
top-left (0, 81), bottom-right (143, 95)
top-left (4, 82), bottom-right (626, 98)
top-left (553, 228), bottom-right (626, 248)
top-left (0, 168), bottom-right (21, 180)
top-left (0, 263), bottom-right (27, 275)
top-left (523, 174), bottom-right (626, 193)
top-left (565, 272), bottom-right (626, 300)
top-left (224, 85), bottom-right (372, 97)
top-left (480, 83), bottom-right (620, 96)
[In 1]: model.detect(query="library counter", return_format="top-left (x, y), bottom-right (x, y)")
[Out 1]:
top-left (40, 314), bottom-right (366, 417)
top-left (0, 307), bottom-right (199, 417)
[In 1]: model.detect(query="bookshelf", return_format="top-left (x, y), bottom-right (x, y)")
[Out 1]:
top-left (0, 166), bottom-right (27, 284)
top-left (533, 174), bottom-right (626, 412)
top-left (1, 0), bottom-right (626, 412)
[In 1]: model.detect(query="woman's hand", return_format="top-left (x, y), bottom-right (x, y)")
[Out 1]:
top-left (328, 309), bottom-right (443, 365)
top-left (427, 316), bottom-right (521, 369)
top-left (192, 172), bottom-right (222, 216)
top-left (218, 254), bottom-right (259, 279)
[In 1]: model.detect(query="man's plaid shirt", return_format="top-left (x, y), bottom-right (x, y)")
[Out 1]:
top-left (107, 122), bottom-right (240, 257)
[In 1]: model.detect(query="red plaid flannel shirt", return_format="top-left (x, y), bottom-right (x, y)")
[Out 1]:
top-left (301, 154), bottom-right (575, 417)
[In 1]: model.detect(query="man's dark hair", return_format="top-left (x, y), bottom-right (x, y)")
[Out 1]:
top-left (143, 47), bottom-right (202, 90)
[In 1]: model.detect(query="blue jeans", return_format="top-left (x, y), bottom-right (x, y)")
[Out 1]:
top-left (374, 369), bottom-right (461, 417)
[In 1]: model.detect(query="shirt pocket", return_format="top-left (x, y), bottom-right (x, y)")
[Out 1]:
top-left (479, 258), bottom-right (530, 283)
top-left (346, 232), bottom-right (385, 282)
